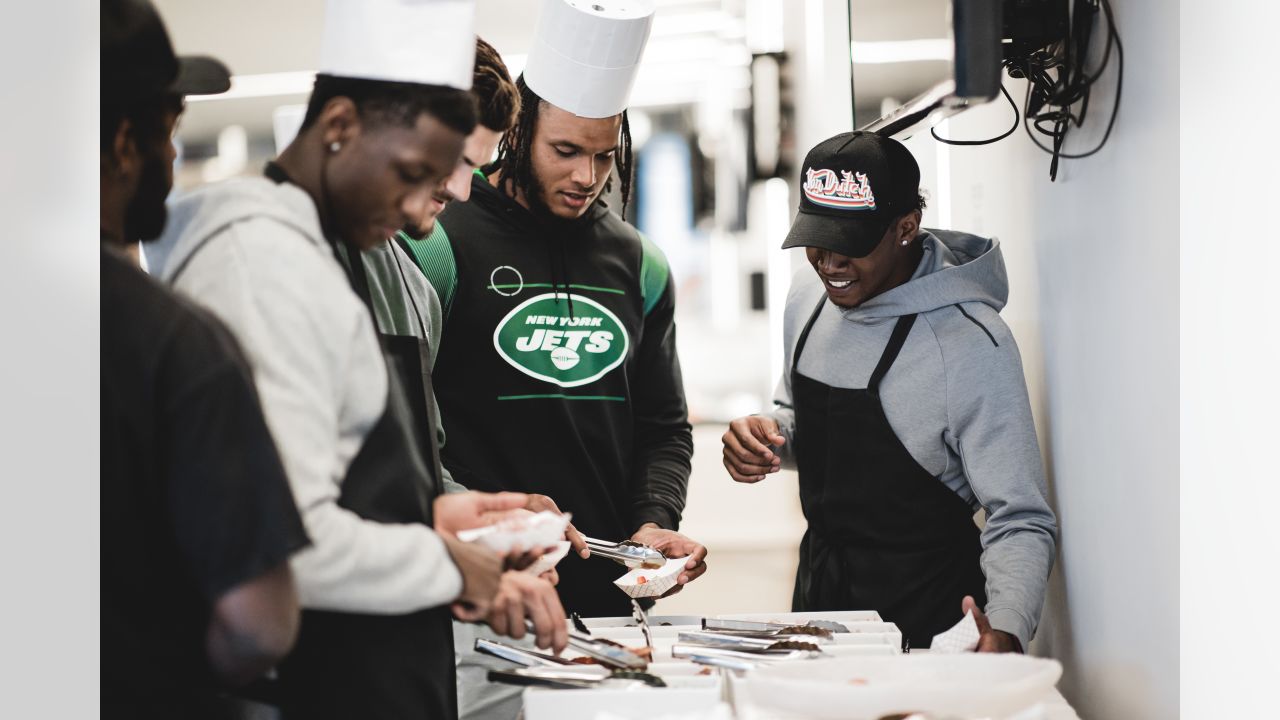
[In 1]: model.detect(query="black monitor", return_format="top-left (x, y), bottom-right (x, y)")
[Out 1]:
top-left (850, 0), bottom-right (1066, 139)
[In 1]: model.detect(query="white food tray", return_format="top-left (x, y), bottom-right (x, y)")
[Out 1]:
top-left (733, 654), bottom-right (1063, 720)
top-left (522, 672), bottom-right (721, 720)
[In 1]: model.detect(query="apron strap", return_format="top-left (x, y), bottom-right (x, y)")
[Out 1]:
top-left (790, 295), bottom-right (828, 380)
top-left (867, 314), bottom-right (918, 395)
top-left (263, 162), bottom-right (446, 489)
top-left (342, 237), bottom-right (447, 488)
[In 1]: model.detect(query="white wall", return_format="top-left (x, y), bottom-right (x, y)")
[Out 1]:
top-left (924, 2), bottom-right (1179, 717)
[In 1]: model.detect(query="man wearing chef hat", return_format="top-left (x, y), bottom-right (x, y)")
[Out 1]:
top-left (427, 0), bottom-right (706, 621)
top-left (149, 1), bottom-right (567, 717)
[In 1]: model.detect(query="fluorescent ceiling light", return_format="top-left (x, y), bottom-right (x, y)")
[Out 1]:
top-left (850, 39), bottom-right (952, 65)
top-left (186, 71), bottom-right (316, 102)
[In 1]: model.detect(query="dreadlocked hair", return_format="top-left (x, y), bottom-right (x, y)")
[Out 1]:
top-left (493, 75), bottom-right (634, 220)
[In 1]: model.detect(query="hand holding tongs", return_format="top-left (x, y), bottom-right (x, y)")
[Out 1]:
top-left (502, 618), bottom-right (649, 670)
top-left (477, 619), bottom-right (649, 672)
top-left (582, 535), bottom-right (666, 569)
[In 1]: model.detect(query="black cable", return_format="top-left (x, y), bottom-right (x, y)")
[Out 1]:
top-left (930, 78), bottom-right (1020, 146)
top-left (1023, 0), bottom-right (1122, 161)
top-left (1016, 0), bottom-right (1123, 179)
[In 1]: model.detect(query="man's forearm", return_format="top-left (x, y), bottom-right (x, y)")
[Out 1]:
top-left (629, 424), bottom-right (693, 531)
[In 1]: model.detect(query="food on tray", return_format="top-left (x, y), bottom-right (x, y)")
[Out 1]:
top-left (613, 555), bottom-right (687, 599)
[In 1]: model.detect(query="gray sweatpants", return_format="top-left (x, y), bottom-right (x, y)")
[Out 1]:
top-left (454, 621), bottom-right (533, 720)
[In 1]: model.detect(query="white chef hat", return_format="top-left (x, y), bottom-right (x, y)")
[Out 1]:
top-left (523, 0), bottom-right (655, 118)
top-left (319, 0), bottom-right (476, 91)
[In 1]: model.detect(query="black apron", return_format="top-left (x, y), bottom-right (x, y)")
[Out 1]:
top-left (258, 163), bottom-right (457, 719)
top-left (789, 298), bottom-right (987, 650)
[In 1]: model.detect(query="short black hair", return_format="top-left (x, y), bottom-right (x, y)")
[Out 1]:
top-left (300, 74), bottom-right (478, 136)
top-left (101, 90), bottom-right (184, 159)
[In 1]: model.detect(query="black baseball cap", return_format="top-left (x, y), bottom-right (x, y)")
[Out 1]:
top-left (102, 0), bottom-right (231, 99)
top-left (781, 131), bottom-right (921, 258)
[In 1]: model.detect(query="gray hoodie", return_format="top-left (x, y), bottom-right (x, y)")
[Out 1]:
top-left (149, 177), bottom-right (463, 614)
top-left (764, 229), bottom-right (1057, 650)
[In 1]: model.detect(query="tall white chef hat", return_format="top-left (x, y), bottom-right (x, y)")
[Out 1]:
top-left (523, 0), bottom-right (655, 118)
top-left (319, 0), bottom-right (476, 91)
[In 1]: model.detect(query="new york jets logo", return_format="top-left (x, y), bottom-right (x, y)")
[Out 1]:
top-left (493, 293), bottom-right (629, 388)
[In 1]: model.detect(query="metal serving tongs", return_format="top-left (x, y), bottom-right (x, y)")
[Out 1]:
top-left (671, 643), bottom-right (824, 664)
top-left (475, 637), bottom-right (576, 668)
top-left (703, 617), bottom-right (847, 635)
top-left (631, 599), bottom-right (655, 651)
top-left (677, 631), bottom-right (827, 652)
top-left (698, 619), bottom-right (834, 643)
top-left (582, 535), bottom-right (667, 569)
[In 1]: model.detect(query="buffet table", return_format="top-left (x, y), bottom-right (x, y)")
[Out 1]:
top-left (493, 612), bottom-right (1082, 720)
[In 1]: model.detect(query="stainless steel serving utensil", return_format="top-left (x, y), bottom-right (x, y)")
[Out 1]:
top-left (680, 627), bottom-right (829, 650)
top-left (631, 599), bottom-right (654, 651)
top-left (698, 619), bottom-right (834, 641)
top-left (702, 618), bottom-right (844, 635)
top-left (515, 618), bottom-right (649, 671)
top-left (474, 638), bottom-right (575, 668)
top-left (671, 644), bottom-right (824, 663)
top-left (582, 535), bottom-right (667, 569)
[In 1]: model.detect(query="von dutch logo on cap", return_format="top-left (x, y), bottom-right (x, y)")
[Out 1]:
top-left (803, 168), bottom-right (877, 211)
top-left (523, 0), bottom-right (655, 118)
top-left (320, 0), bottom-right (477, 90)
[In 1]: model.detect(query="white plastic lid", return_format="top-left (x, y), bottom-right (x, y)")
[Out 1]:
top-left (523, 0), bottom-right (655, 118)
top-left (320, 0), bottom-right (476, 90)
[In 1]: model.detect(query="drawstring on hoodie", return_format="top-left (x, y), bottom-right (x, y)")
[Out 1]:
top-left (545, 232), bottom-right (575, 319)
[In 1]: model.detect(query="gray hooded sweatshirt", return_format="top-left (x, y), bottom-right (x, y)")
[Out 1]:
top-left (764, 229), bottom-right (1057, 650)
top-left (148, 177), bottom-right (463, 614)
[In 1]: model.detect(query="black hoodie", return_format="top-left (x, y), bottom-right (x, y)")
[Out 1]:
top-left (426, 174), bottom-right (694, 617)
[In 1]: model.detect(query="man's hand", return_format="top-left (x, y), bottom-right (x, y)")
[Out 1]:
top-left (524, 493), bottom-right (589, 560)
top-left (486, 572), bottom-right (569, 653)
top-left (631, 524), bottom-right (708, 596)
top-left (435, 492), bottom-right (549, 571)
top-left (962, 595), bottom-right (1022, 653)
top-left (442, 534), bottom-right (503, 622)
top-left (722, 416), bottom-right (786, 483)
top-left (433, 491), bottom-right (530, 537)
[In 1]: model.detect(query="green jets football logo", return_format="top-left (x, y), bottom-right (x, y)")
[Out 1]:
top-left (493, 293), bottom-right (629, 388)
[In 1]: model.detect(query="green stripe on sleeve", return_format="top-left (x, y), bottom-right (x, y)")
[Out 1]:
top-left (638, 231), bottom-right (671, 317)
top-left (399, 223), bottom-right (458, 318)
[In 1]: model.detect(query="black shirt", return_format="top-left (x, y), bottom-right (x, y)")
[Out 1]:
top-left (431, 178), bottom-right (693, 617)
top-left (101, 247), bottom-right (308, 717)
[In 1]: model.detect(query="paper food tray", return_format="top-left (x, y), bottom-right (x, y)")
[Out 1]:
top-left (737, 654), bottom-right (1063, 720)
top-left (455, 510), bottom-right (570, 553)
top-left (613, 556), bottom-right (687, 598)
top-left (525, 540), bottom-right (572, 576)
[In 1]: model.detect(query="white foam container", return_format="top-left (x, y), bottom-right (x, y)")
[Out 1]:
top-left (734, 654), bottom-right (1064, 720)
top-left (522, 671), bottom-right (721, 720)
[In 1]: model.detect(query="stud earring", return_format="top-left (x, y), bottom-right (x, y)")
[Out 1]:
top-left (901, 240), bottom-right (910, 246)
top-left (329, 141), bottom-right (341, 153)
